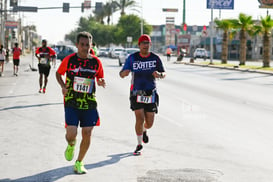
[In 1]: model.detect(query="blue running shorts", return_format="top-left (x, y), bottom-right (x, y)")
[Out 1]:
top-left (65, 107), bottom-right (99, 127)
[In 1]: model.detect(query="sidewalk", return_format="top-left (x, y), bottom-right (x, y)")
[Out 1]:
top-left (166, 55), bottom-right (273, 75)
top-left (0, 53), bottom-right (37, 77)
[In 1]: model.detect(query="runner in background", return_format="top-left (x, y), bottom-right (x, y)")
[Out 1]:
top-left (35, 39), bottom-right (56, 93)
top-left (12, 43), bottom-right (22, 76)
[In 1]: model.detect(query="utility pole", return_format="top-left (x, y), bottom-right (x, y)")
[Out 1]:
top-left (182, 0), bottom-right (185, 25)
top-left (140, 0), bottom-right (143, 35)
top-left (182, 0), bottom-right (186, 34)
top-left (210, 0), bottom-right (214, 64)
top-left (4, 0), bottom-right (8, 49)
top-left (0, 0), bottom-right (4, 45)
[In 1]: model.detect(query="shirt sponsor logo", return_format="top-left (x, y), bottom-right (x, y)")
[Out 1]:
top-left (133, 60), bottom-right (156, 70)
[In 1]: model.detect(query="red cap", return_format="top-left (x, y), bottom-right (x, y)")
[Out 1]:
top-left (138, 34), bottom-right (151, 45)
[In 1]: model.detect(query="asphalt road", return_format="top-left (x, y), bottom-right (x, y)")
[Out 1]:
top-left (1, 54), bottom-right (273, 182)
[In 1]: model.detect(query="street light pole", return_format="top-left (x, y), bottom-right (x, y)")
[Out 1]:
top-left (210, 0), bottom-right (214, 64)
top-left (140, 0), bottom-right (143, 35)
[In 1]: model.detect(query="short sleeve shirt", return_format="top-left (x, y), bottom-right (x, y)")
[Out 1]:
top-left (57, 53), bottom-right (104, 109)
top-left (121, 52), bottom-right (165, 92)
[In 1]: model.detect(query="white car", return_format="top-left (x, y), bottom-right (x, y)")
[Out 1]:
top-left (109, 47), bottom-right (124, 58)
top-left (193, 48), bottom-right (208, 60)
top-left (98, 47), bottom-right (110, 57)
top-left (118, 48), bottom-right (139, 66)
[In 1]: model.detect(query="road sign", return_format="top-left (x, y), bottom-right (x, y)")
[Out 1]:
top-left (5, 21), bottom-right (18, 29)
top-left (127, 36), bottom-right (132, 43)
top-left (162, 8), bottom-right (178, 12)
top-left (13, 6), bottom-right (38, 12)
top-left (207, 0), bottom-right (234, 9)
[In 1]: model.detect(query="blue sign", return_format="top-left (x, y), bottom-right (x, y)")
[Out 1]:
top-left (207, 0), bottom-right (234, 9)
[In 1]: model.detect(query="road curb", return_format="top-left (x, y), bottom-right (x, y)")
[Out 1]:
top-left (174, 61), bottom-right (273, 76)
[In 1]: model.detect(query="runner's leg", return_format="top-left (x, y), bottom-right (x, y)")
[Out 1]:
top-left (66, 125), bottom-right (77, 145)
top-left (77, 127), bottom-right (93, 162)
top-left (144, 112), bottom-right (155, 130)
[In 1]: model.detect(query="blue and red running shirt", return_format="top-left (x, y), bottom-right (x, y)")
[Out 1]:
top-left (121, 52), bottom-right (165, 92)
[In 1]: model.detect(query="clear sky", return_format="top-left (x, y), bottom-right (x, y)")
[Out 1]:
top-left (17, 0), bottom-right (269, 44)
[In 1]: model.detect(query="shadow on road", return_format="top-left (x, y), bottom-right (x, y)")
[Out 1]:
top-left (0, 94), bottom-right (38, 99)
top-left (0, 102), bottom-right (62, 112)
top-left (0, 152), bottom-right (134, 182)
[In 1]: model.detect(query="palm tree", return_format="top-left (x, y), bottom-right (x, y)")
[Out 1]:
top-left (232, 13), bottom-right (254, 65)
top-left (254, 15), bottom-right (273, 67)
top-left (93, 7), bottom-right (106, 24)
top-left (114, 0), bottom-right (139, 16)
top-left (103, 1), bottom-right (119, 25)
top-left (215, 18), bottom-right (235, 64)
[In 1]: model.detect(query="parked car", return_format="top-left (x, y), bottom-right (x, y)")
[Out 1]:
top-left (193, 48), bottom-right (208, 60)
top-left (118, 48), bottom-right (139, 66)
top-left (56, 45), bottom-right (77, 61)
top-left (98, 47), bottom-right (110, 57)
top-left (109, 47), bottom-right (124, 58)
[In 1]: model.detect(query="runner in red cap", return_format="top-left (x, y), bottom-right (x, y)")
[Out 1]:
top-left (120, 34), bottom-right (166, 155)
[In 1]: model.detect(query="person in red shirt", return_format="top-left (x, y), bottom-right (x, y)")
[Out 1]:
top-left (56, 31), bottom-right (106, 174)
top-left (12, 43), bottom-right (22, 76)
top-left (35, 39), bottom-right (56, 93)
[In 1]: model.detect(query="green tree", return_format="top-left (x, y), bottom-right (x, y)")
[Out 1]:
top-left (232, 13), bottom-right (254, 65)
top-left (215, 18), bottom-right (235, 64)
top-left (253, 15), bottom-right (273, 67)
top-left (65, 16), bottom-right (117, 46)
top-left (115, 14), bottom-right (152, 46)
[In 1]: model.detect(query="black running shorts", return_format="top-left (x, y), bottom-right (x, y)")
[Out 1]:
top-left (13, 59), bottom-right (20, 66)
top-left (38, 63), bottom-right (51, 77)
top-left (130, 93), bottom-right (159, 113)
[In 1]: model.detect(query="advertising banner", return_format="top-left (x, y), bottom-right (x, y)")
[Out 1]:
top-left (207, 0), bottom-right (234, 9)
top-left (258, 0), bottom-right (273, 8)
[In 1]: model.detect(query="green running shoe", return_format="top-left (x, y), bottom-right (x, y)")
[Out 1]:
top-left (74, 161), bottom-right (87, 174)
top-left (64, 144), bottom-right (75, 161)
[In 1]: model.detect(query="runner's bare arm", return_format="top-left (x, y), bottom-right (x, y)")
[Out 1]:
top-left (119, 70), bottom-right (130, 78)
top-left (97, 78), bottom-right (106, 88)
top-left (56, 72), bottom-right (68, 96)
top-left (152, 71), bottom-right (166, 79)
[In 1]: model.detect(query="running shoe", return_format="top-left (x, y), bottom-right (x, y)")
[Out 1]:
top-left (143, 131), bottom-right (149, 143)
top-left (74, 161), bottom-right (87, 174)
top-left (39, 88), bottom-right (42, 93)
top-left (64, 144), bottom-right (75, 161)
top-left (43, 87), bottom-right (46, 93)
top-left (133, 144), bottom-right (143, 155)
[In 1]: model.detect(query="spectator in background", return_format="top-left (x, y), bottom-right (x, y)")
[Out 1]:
top-left (166, 46), bottom-right (172, 61)
top-left (0, 45), bottom-right (6, 76)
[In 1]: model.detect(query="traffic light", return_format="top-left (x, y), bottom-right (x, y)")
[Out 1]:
top-left (12, 30), bottom-right (16, 39)
top-left (81, 3), bottom-right (84, 12)
top-left (10, 0), bottom-right (18, 7)
top-left (63, 3), bottom-right (70, 13)
top-left (183, 23), bottom-right (187, 31)
top-left (95, 2), bottom-right (103, 13)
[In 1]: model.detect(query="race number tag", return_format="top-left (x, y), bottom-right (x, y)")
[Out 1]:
top-left (73, 76), bottom-right (94, 93)
top-left (136, 95), bottom-right (154, 104)
top-left (40, 58), bottom-right (47, 64)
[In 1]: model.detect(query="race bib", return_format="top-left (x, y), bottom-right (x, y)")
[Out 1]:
top-left (136, 94), bottom-right (155, 104)
top-left (40, 58), bottom-right (47, 64)
top-left (73, 76), bottom-right (94, 93)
